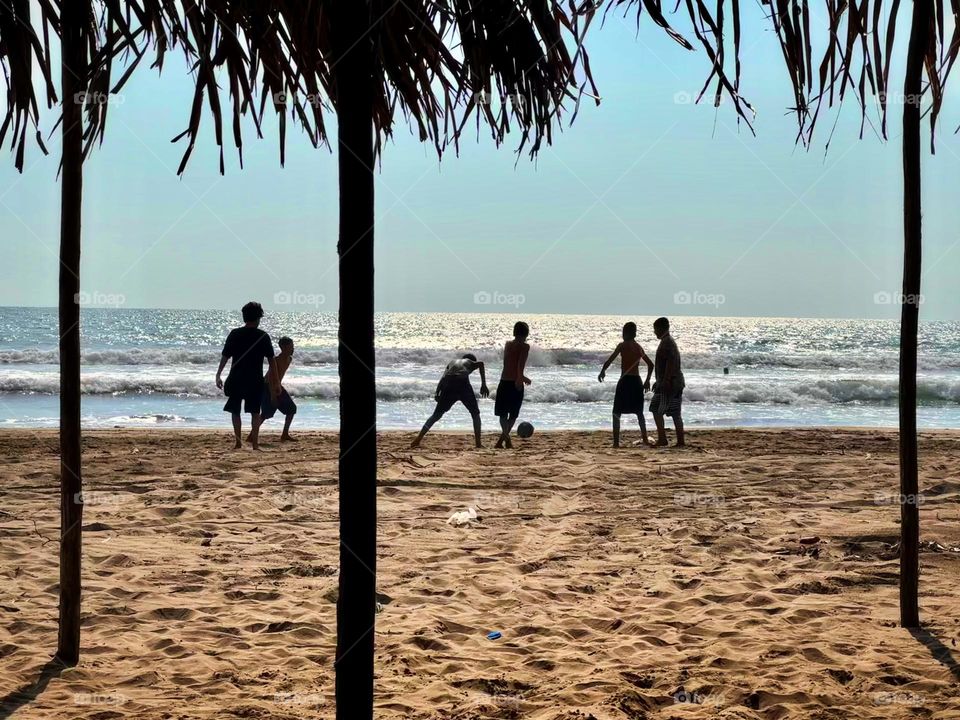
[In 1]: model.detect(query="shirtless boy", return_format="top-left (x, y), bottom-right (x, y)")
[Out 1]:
top-left (494, 321), bottom-right (531, 449)
top-left (260, 336), bottom-right (298, 442)
top-left (598, 321), bottom-right (654, 447)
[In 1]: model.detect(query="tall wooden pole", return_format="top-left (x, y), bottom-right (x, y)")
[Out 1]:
top-left (898, 0), bottom-right (929, 629)
top-left (56, 0), bottom-right (86, 664)
top-left (333, 1), bottom-right (377, 717)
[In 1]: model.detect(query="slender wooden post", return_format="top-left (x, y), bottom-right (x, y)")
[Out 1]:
top-left (56, 0), bottom-right (85, 665)
top-left (333, 2), bottom-right (377, 717)
top-left (898, 0), bottom-right (929, 630)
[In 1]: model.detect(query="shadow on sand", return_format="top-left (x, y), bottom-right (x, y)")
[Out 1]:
top-left (0, 658), bottom-right (66, 720)
top-left (910, 627), bottom-right (960, 681)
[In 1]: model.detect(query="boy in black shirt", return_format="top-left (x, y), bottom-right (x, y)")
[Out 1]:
top-left (216, 302), bottom-right (280, 450)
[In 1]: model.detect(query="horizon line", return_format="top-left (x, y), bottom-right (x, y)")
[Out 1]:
top-left (0, 304), bottom-right (955, 323)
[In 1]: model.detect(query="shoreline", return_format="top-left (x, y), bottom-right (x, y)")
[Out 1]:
top-left (2, 425), bottom-right (959, 435)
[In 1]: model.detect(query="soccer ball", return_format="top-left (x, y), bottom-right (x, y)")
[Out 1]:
top-left (516, 421), bottom-right (534, 439)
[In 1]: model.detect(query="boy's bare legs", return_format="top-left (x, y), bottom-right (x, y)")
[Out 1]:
top-left (636, 413), bottom-right (650, 445)
top-left (248, 413), bottom-right (264, 450)
top-left (411, 411), bottom-right (442, 448)
top-left (653, 413), bottom-right (669, 446)
top-left (471, 413), bottom-right (483, 448)
top-left (495, 415), bottom-right (515, 449)
top-left (612, 413), bottom-right (621, 448)
top-left (231, 413), bottom-right (242, 449)
top-left (673, 414), bottom-right (685, 447)
top-left (281, 412), bottom-right (296, 442)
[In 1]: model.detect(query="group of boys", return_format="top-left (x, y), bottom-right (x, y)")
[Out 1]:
top-left (413, 316), bottom-right (684, 449)
top-left (215, 302), bottom-right (298, 450)
top-left (216, 303), bottom-right (685, 449)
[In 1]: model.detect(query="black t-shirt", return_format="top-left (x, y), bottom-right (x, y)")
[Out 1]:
top-left (222, 326), bottom-right (274, 392)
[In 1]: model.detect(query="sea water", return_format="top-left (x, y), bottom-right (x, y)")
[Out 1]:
top-left (1, 307), bottom-right (958, 429)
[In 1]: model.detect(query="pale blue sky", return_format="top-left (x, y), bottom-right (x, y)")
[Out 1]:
top-left (2, 11), bottom-right (959, 319)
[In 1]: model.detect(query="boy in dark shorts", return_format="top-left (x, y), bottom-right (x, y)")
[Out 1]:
top-left (260, 336), bottom-right (298, 442)
top-left (494, 321), bottom-right (531, 449)
top-left (598, 321), bottom-right (654, 447)
top-left (411, 354), bottom-right (489, 448)
top-left (215, 301), bottom-right (280, 450)
top-left (651, 316), bottom-right (685, 447)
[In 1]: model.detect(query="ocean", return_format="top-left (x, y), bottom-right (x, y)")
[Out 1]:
top-left (1, 307), bottom-right (959, 430)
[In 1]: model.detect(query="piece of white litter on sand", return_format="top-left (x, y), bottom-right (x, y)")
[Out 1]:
top-left (447, 507), bottom-right (479, 527)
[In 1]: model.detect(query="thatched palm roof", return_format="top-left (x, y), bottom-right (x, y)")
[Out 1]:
top-left (602, 0), bottom-right (955, 146)
top-left (3, 2), bottom-right (605, 172)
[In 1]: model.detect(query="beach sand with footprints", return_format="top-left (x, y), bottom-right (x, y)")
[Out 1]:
top-left (2, 428), bottom-right (960, 719)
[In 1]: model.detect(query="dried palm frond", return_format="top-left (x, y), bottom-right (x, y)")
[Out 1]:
top-left (0, 0), bottom-right (56, 170)
top-left (603, 0), bottom-right (954, 148)
top-left (4, 2), bottom-right (597, 173)
top-left (136, 1), bottom-right (600, 170)
top-left (594, 0), bottom-right (755, 130)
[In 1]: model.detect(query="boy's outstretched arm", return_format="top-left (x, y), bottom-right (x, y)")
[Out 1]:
top-left (598, 344), bottom-right (621, 382)
top-left (476, 361), bottom-right (489, 398)
top-left (642, 351), bottom-right (654, 390)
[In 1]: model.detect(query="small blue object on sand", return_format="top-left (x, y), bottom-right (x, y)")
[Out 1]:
top-left (487, 631), bottom-right (502, 640)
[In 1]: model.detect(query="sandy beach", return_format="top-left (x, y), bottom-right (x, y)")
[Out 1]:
top-left (2, 427), bottom-right (960, 719)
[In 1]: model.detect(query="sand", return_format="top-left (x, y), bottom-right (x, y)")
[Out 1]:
top-left (1, 427), bottom-right (960, 719)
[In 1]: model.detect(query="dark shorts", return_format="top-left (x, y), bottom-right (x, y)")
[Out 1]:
top-left (261, 387), bottom-right (298, 421)
top-left (223, 375), bottom-right (264, 415)
top-left (613, 375), bottom-right (644, 415)
top-left (494, 380), bottom-right (524, 418)
top-left (435, 377), bottom-right (479, 417)
top-left (650, 387), bottom-right (683, 418)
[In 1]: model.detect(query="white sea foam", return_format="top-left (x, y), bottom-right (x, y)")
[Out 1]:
top-left (2, 371), bottom-right (959, 405)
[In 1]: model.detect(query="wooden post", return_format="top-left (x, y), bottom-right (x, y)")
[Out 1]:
top-left (333, 2), bottom-right (377, 717)
top-left (898, 0), bottom-right (929, 629)
top-left (56, 0), bottom-right (85, 665)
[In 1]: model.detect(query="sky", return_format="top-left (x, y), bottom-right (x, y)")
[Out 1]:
top-left (2, 9), bottom-right (959, 320)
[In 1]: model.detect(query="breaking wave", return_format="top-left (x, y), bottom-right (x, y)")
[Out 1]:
top-left (2, 373), bottom-right (959, 405)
